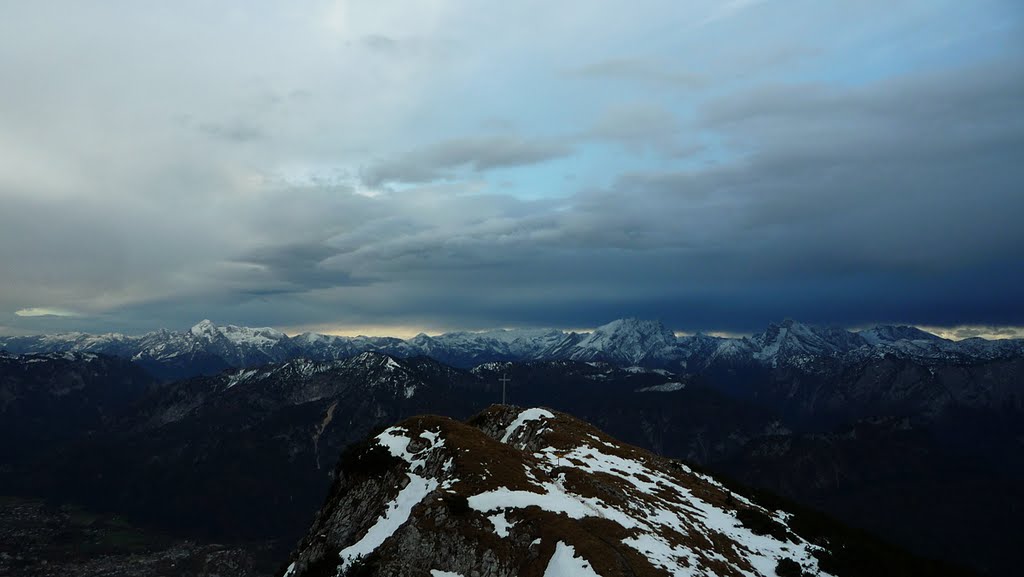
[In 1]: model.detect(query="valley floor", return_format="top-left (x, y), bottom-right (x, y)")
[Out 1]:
top-left (0, 496), bottom-right (275, 577)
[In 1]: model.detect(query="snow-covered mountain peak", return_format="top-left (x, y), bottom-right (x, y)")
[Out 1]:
top-left (219, 324), bottom-right (287, 346)
top-left (592, 317), bottom-right (672, 337)
top-left (189, 319), bottom-right (220, 338)
top-left (188, 319), bottom-right (289, 350)
top-left (282, 407), bottom-right (840, 577)
top-left (751, 320), bottom-right (866, 365)
top-left (858, 325), bottom-right (945, 345)
top-left (351, 350), bottom-right (404, 371)
top-left (570, 318), bottom-right (678, 365)
top-left (295, 331), bottom-right (329, 344)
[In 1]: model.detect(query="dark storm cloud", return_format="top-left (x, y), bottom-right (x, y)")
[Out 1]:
top-left (694, 62), bottom-right (1024, 272)
top-left (309, 59), bottom-right (1024, 333)
top-left (361, 136), bottom-right (573, 186)
top-left (561, 63), bottom-right (1024, 330)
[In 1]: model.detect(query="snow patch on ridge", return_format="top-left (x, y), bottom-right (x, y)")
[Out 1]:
top-left (475, 423), bottom-right (832, 577)
top-left (468, 478), bottom-right (638, 529)
top-left (376, 427), bottom-right (445, 472)
top-left (543, 542), bottom-right (602, 577)
top-left (501, 408), bottom-right (554, 443)
top-left (225, 368), bottom-right (259, 389)
top-left (636, 382), bottom-right (686, 393)
top-left (487, 512), bottom-right (513, 537)
top-left (335, 426), bottom-right (448, 571)
top-left (337, 473), bottom-right (439, 571)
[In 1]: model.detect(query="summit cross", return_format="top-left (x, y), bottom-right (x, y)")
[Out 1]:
top-left (499, 374), bottom-right (511, 405)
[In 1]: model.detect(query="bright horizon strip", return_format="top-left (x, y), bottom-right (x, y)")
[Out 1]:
top-left (3, 318), bottom-right (1022, 342)
top-left (914, 325), bottom-right (1024, 342)
top-left (278, 322), bottom-right (1024, 342)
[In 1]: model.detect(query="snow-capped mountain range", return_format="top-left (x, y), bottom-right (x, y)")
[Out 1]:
top-left (2, 318), bottom-right (1021, 379)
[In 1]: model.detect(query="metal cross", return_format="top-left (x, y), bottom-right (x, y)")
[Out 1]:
top-left (499, 373), bottom-right (511, 405)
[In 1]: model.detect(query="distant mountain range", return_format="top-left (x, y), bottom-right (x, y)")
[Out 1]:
top-left (3, 318), bottom-right (1021, 380)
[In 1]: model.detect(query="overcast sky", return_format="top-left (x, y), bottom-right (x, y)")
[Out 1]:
top-left (1, 1), bottom-right (1023, 337)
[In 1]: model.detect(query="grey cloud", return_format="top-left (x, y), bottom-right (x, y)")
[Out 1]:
top-left (585, 103), bottom-right (681, 147)
top-left (7, 56), bottom-right (1023, 336)
top-left (571, 59), bottom-right (703, 89)
top-left (361, 136), bottom-right (572, 186)
top-left (230, 242), bottom-right (372, 293)
top-left (1, 2), bottom-right (1021, 337)
top-left (198, 119), bottom-right (265, 142)
top-left (363, 34), bottom-right (399, 53)
top-left (127, 52), bottom-right (1022, 334)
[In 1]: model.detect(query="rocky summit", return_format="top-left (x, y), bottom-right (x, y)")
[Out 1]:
top-left (282, 407), bottom-right (881, 577)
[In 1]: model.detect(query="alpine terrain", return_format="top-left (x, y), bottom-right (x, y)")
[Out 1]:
top-left (281, 406), bottom-right (968, 577)
top-left (2, 319), bottom-right (1020, 575)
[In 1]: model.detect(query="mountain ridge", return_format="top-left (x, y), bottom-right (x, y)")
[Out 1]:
top-left (3, 318), bottom-right (1021, 380)
top-left (281, 406), bottom-right (974, 577)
